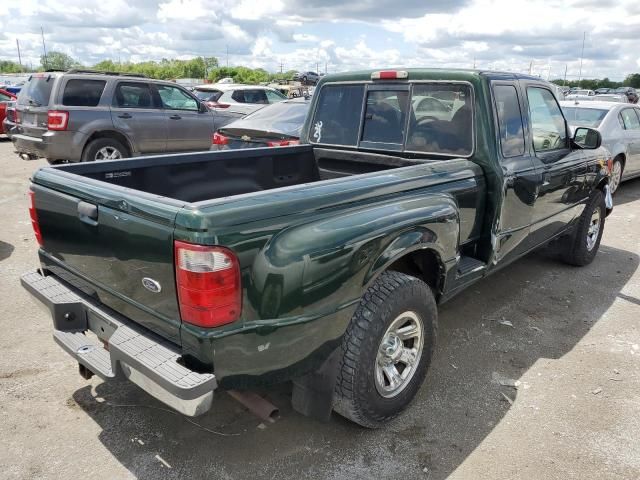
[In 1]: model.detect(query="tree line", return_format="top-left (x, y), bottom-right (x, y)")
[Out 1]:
top-left (0, 51), bottom-right (299, 84)
top-left (3, 51), bottom-right (640, 88)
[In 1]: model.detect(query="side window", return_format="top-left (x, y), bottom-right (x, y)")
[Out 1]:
top-left (113, 83), bottom-right (154, 109)
top-left (62, 79), bottom-right (106, 107)
top-left (619, 109), bottom-right (640, 130)
top-left (361, 90), bottom-right (408, 145)
top-left (265, 90), bottom-right (286, 103)
top-left (0, 92), bottom-right (12, 102)
top-left (527, 87), bottom-right (567, 152)
top-left (242, 90), bottom-right (268, 104)
top-left (231, 90), bottom-right (245, 103)
top-left (156, 85), bottom-right (198, 111)
top-left (494, 85), bottom-right (525, 158)
top-left (309, 84), bottom-right (364, 146)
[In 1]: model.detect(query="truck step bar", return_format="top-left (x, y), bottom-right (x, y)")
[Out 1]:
top-left (21, 270), bottom-right (217, 417)
top-left (456, 256), bottom-right (486, 277)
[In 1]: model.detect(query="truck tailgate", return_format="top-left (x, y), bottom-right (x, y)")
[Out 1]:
top-left (30, 177), bottom-right (184, 344)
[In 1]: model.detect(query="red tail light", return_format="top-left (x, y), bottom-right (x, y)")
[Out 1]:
top-left (47, 110), bottom-right (69, 131)
top-left (266, 139), bottom-right (300, 147)
top-left (174, 241), bottom-right (241, 328)
top-left (206, 101), bottom-right (230, 109)
top-left (371, 70), bottom-right (409, 80)
top-left (28, 190), bottom-right (43, 246)
top-left (606, 157), bottom-right (613, 173)
top-left (212, 132), bottom-right (229, 145)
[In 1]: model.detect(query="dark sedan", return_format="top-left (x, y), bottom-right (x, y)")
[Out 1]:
top-left (212, 97), bottom-right (311, 150)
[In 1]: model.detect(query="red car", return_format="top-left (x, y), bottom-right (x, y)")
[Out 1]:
top-left (0, 88), bottom-right (17, 136)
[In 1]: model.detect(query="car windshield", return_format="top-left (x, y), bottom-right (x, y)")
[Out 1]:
top-left (17, 75), bottom-right (55, 107)
top-left (194, 89), bottom-right (222, 102)
top-left (242, 100), bottom-right (309, 135)
top-left (562, 107), bottom-right (609, 128)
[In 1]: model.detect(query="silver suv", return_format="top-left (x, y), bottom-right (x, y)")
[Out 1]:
top-left (11, 70), bottom-right (215, 163)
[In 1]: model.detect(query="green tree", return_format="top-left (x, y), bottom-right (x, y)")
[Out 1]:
top-left (623, 73), bottom-right (640, 89)
top-left (0, 60), bottom-right (24, 73)
top-left (41, 51), bottom-right (79, 70)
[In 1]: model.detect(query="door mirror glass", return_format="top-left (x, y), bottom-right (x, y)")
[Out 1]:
top-left (573, 127), bottom-right (602, 149)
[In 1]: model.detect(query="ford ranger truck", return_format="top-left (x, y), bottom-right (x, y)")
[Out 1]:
top-left (22, 69), bottom-right (613, 427)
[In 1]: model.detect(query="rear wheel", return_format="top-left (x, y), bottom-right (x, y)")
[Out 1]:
top-left (609, 157), bottom-right (623, 194)
top-left (333, 271), bottom-right (437, 428)
top-left (561, 190), bottom-right (606, 266)
top-left (82, 138), bottom-right (128, 162)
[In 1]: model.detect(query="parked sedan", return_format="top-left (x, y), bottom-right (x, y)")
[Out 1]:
top-left (561, 100), bottom-right (640, 193)
top-left (292, 71), bottom-right (320, 85)
top-left (565, 89), bottom-right (596, 101)
top-left (0, 89), bottom-right (17, 136)
top-left (193, 84), bottom-right (287, 130)
top-left (212, 97), bottom-right (311, 150)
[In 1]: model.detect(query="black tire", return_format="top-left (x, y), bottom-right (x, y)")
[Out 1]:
top-left (82, 138), bottom-right (128, 162)
top-left (561, 189), bottom-right (606, 266)
top-left (334, 271), bottom-right (437, 428)
top-left (302, 76), bottom-right (307, 84)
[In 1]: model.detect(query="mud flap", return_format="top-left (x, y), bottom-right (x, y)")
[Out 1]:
top-left (291, 346), bottom-right (342, 422)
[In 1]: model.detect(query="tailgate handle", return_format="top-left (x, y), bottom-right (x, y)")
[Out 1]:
top-left (78, 201), bottom-right (98, 225)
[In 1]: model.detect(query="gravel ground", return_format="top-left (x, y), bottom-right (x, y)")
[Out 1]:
top-left (0, 139), bottom-right (638, 480)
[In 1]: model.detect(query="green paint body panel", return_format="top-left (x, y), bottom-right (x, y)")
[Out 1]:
top-left (27, 68), bottom-right (611, 386)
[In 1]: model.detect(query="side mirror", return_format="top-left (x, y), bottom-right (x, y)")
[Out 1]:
top-left (199, 101), bottom-right (209, 113)
top-left (573, 127), bottom-right (602, 149)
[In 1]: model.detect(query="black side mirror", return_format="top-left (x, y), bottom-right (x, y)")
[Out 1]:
top-left (573, 127), bottom-right (602, 149)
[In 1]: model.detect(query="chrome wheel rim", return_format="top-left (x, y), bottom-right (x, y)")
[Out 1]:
top-left (610, 161), bottom-right (622, 194)
top-left (95, 147), bottom-right (122, 161)
top-left (586, 207), bottom-right (601, 251)
top-left (375, 311), bottom-right (424, 398)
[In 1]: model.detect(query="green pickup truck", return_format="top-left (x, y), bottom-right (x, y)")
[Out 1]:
top-left (22, 69), bottom-right (613, 428)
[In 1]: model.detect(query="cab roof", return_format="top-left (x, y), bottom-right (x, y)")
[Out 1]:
top-left (319, 68), bottom-right (545, 84)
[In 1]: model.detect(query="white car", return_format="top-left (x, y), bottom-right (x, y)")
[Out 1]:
top-left (192, 84), bottom-right (287, 130)
top-left (561, 100), bottom-right (640, 193)
top-left (565, 89), bottom-right (596, 101)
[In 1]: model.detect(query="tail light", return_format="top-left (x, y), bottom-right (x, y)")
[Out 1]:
top-left (175, 241), bottom-right (241, 328)
top-left (6, 107), bottom-right (16, 122)
top-left (212, 132), bottom-right (229, 145)
top-left (371, 70), bottom-right (409, 80)
top-left (606, 157), bottom-right (613, 173)
top-left (206, 101), bottom-right (230, 109)
top-left (28, 190), bottom-right (43, 246)
top-left (266, 139), bottom-right (300, 147)
top-left (47, 110), bottom-right (69, 131)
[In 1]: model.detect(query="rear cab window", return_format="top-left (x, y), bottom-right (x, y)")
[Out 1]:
top-left (17, 74), bottom-right (55, 107)
top-left (62, 79), bottom-right (106, 107)
top-left (309, 81), bottom-right (474, 156)
top-left (493, 85), bottom-right (525, 157)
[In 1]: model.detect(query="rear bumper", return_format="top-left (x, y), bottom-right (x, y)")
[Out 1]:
top-left (21, 269), bottom-right (217, 416)
top-left (11, 130), bottom-right (86, 161)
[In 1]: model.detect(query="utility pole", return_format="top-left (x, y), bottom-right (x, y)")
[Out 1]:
top-left (578, 31), bottom-right (586, 85)
top-left (473, 56), bottom-right (476, 69)
top-left (528, 60), bottom-right (533, 75)
top-left (41, 27), bottom-right (48, 69)
top-left (563, 64), bottom-right (568, 86)
top-left (16, 39), bottom-right (23, 71)
top-left (325, 61), bottom-right (327, 74)
top-left (280, 62), bottom-right (283, 74)
top-left (226, 45), bottom-right (229, 68)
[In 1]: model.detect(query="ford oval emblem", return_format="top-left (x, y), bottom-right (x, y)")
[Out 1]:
top-left (142, 277), bottom-right (162, 293)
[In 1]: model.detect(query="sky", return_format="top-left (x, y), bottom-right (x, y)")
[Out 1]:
top-left (0, 0), bottom-right (639, 80)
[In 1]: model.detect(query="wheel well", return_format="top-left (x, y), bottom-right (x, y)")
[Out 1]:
top-left (387, 249), bottom-right (444, 295)
top-left (613, 153), bottom-right (625, 171)
top-left (83, 131), bottom-right (132, 157)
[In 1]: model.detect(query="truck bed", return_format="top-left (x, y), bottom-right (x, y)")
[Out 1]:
top-left (52, 145), bottom-right (420, 203)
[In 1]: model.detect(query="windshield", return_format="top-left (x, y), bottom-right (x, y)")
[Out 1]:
top-left (562, 107), bottom-right (609, 128)
top-left (194, 89), bottom-right (222, 102)
top-left (17, 75), bottom-right (55, 107)
top-left (241, 100), bottom-right (309, 135)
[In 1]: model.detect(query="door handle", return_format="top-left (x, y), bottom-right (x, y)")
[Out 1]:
top-left (78, 201), bottom-right (98, 226)
top-left (117, 113), bottom-right (132, 119)
top-left (169, 114), bottom-right (181, 120)
top-left (542, 172), bottom-right (551, 186)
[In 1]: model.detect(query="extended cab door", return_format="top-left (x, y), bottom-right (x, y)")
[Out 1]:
top-left (110, 81), bottom-right (167, 154)
top-left (522, 82), bottom-right (589, 243)
top-left (155, 84), bottom-right (214, 152)
top-left (491, 82), bottom-right (541, 263)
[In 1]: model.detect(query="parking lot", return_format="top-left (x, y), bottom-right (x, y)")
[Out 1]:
top-left (0, 138), bottom-right (638, 479)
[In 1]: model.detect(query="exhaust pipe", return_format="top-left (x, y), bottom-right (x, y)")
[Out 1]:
top-left (227, 390), bottom-right (279, 423)
top-left (20, 153), bottom-right (31, 161)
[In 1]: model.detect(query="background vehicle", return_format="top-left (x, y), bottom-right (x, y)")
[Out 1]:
top-left (212, 97), bottom-right (311, 149)
top-left (565, 89), bottom-right (596, 101)
top-left (595, 88), bottom-right (611, 95)
top-left (193, 83), bottom-right (287, 130)
top-left (589, 93), bottom-right (628, 103)
top-left (561, 100), bottom-right (640, 193)
top-left (10, 69), bottom-right (215, 163)
top-left (23, 69), bottom-right (611, 428)
top-left (0, 89), bottom-right (17, 137)
top-left (614, 87), bottom-right (639, 104)
top-left (293, 71), bottom-right (320, 85)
